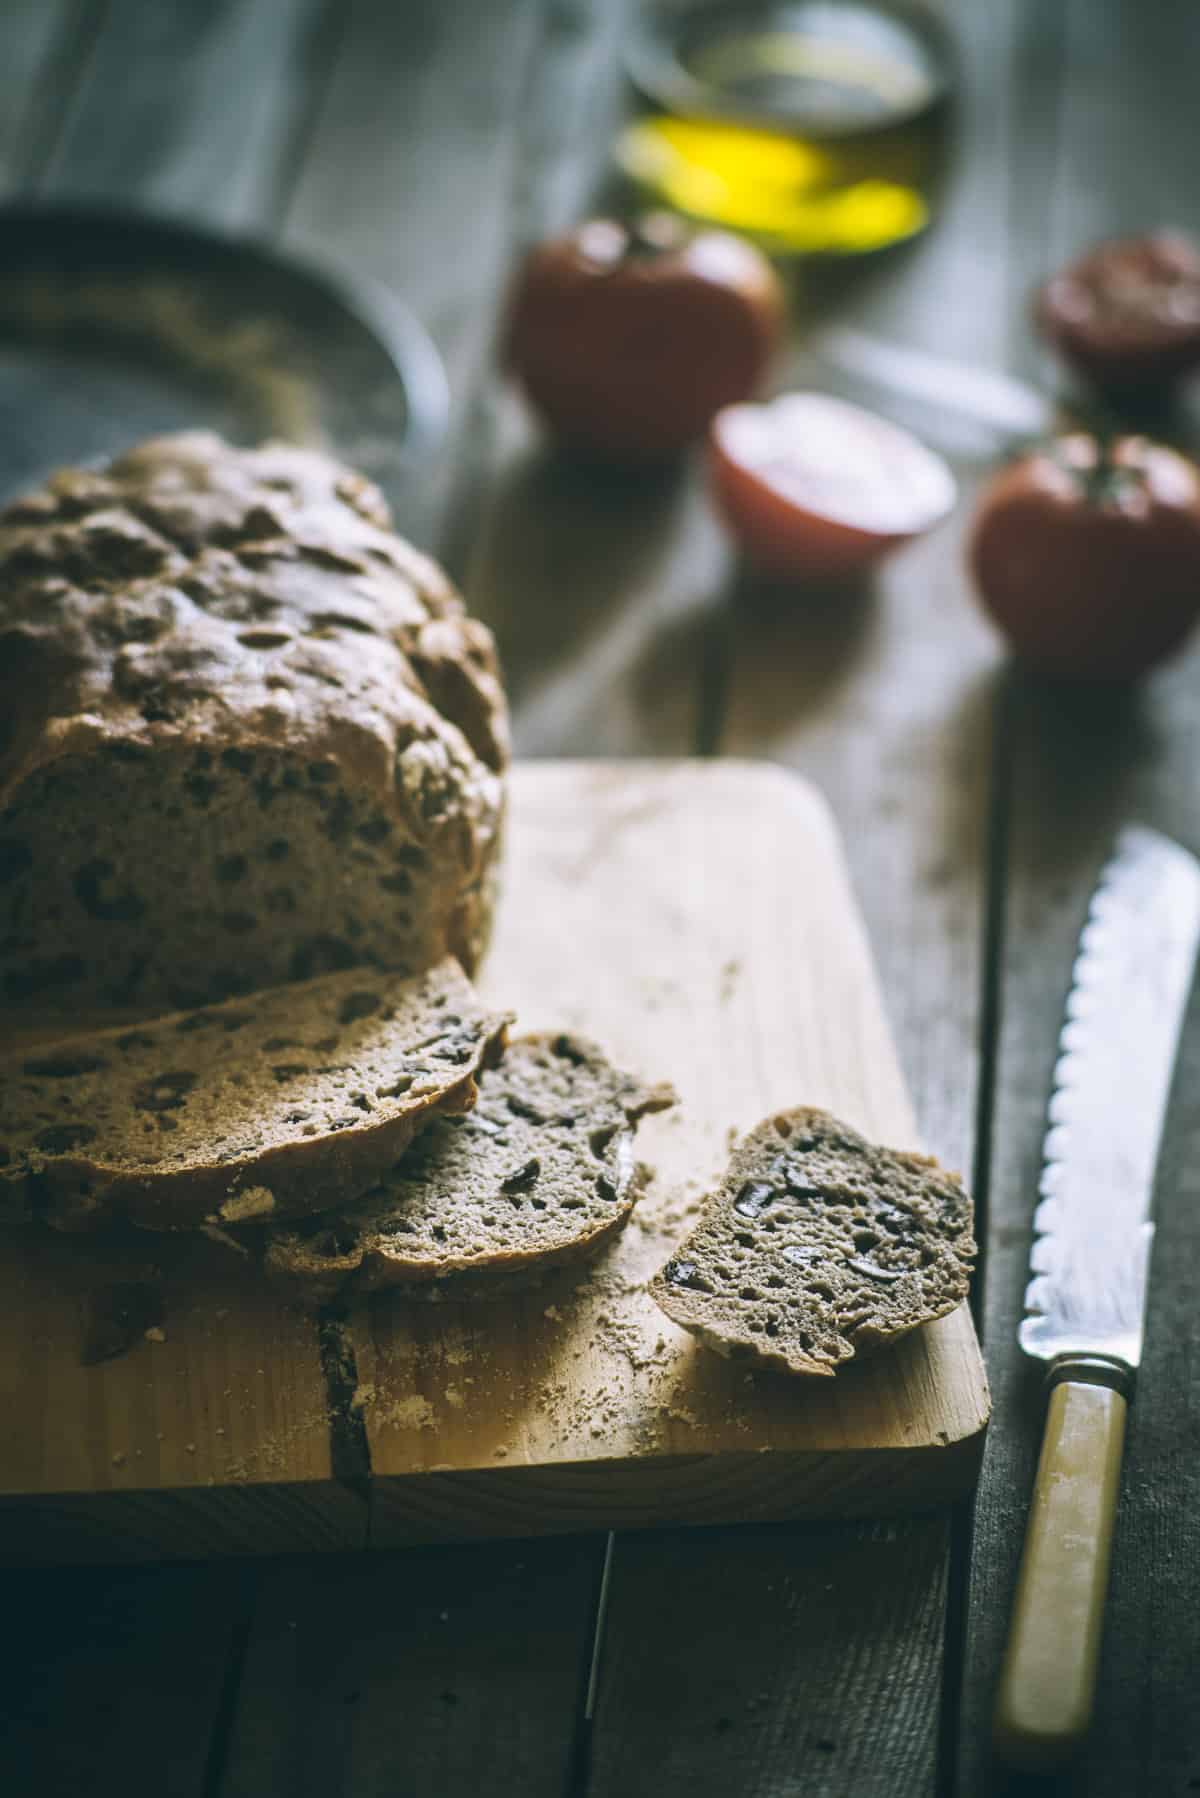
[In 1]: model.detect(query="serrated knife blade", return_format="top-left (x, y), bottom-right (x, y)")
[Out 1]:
top-left (995, 826), bottom-right (1200, 1773)
top-left (1020, 825), bottom-right (1200, 1374)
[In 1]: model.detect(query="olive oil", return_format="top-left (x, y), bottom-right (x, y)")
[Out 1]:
top-left (620, 2), bottom-right (952, 255)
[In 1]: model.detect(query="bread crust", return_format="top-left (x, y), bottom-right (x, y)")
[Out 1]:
top-left (0, 432), bottom-right (508, 1014)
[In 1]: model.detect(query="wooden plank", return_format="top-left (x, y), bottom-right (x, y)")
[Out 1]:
top-left (471, 457), bottom-right (728, 757)
top-left (591, 1518), bottom-right (949, 1797)
top-left (959, 3), bottom-right (1200, 1787)
top-left (443, 0), bottom-right (635, 582)
top-left (0, 0), bottom-right (370, 1559)
top-left (219, 1540), bottom-right (601, 1797)
top-left (281, 0), bottom-right (546, 557)
top-left (458, 3), bottom-right (1011, 1782)
top-left (586, 3), bottom-right (1043, 1791)
top-left (0, 8), bottom-right (355, 1789)
top-left (358, 762), bottom-right (987, 1545)
top-left (0, 0), bottom-right (95, 195)
top-left (448, 0), bottom-right (717, 757)
top-left (2, 1558), bottom-right (250, 1798)
top-left (250, 11), bottom-right (636, 1794)
top-left (722, 0), bottom-right (1024, 1180)
top-left (719, 502), bottom-right (998, 1180)
top-left (39, 0), bottom-right (333, 228)
top-left (0, 0), bottom-right (381, 1578)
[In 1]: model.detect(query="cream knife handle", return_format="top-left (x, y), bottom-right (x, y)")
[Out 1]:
top-left (994, 1375), bottom-right (1127, 1772)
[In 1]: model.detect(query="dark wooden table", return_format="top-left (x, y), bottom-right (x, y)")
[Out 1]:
top-left (4, 3), bottom-right (1200, 1793)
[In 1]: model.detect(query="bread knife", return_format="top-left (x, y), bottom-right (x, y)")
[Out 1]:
top-left (994, 826), bottom-right (1200, 1770)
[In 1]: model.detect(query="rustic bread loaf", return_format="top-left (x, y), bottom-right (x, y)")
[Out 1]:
top-left (0, 431), bottom-right (508, 1016)
top-left (259, 1032), bottom-right (674, 1305)
top-left (650, 1108), bottom-right (975, 1377)
top-left (0, 959), bottom-right (509, 1231)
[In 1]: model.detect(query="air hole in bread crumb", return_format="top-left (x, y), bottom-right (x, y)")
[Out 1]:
top-left (338, 991), bottom-right (380, 1025)
top-left (377, 1076), bottom-right (413, 1099)
top-left (589, 1123), bottom-right (618, 1158)
top-left (34, 1122), bottom-right (97, 1152)
top-left (238, 630), bottom-right (293, 650)
top-left (24, 1053), bottom-right (105, 1078)
top-left (313, 1229), bottom-right (357, 1258)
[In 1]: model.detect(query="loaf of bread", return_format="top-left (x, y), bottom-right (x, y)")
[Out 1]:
top-left (650, 1108), bottom-right (975, 1376)
top-left (0, 959), bottom-right (509, 1231)
top-left (259, 1033), bottom-right (674, 1304)
top-left (0, 432), bottom-right (508, 1015)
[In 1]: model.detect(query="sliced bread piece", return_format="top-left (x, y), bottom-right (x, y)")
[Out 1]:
top-left (259, 1032), bottom-right (675, 1304)
top-left (1, 960), bottom-right (509, 1231)
top-left (650, 1107), bottom-right (975, 1377)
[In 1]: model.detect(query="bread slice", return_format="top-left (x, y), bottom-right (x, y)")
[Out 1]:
top-left (650, 1108), bottom-right (975, 1377)
top-left (0, 960), bottom-right (509, 1231)
top-left (259, 1033), bottom-right (675, 1304)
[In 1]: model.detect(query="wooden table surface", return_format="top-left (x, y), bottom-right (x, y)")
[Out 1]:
top-left (3, 3), bottom-right (1198, 1794)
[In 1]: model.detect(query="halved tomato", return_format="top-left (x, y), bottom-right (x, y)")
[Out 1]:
top-left (709, 393), bottom-right (957, 579)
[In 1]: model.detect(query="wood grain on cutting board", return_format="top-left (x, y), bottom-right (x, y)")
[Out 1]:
top-left (1, 761), bottom-right (988, 1562)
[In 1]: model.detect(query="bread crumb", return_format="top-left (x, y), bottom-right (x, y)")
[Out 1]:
top-left (493, 1445), bottom-right (509, 1458)
top-left (664, 1404), bottom-right (698, 1428)
top-left (185, 1443), bottom-right (196, 1453)
top-left (200, 1224), bottom-right (249, 1256)
top-left (376, 1394), bottom-right (435, 1431)
top-left (218, 1185), bottom-right (276, 1223)
top-left (444, 1385), bottom-right (464, 1409)
top-left (543, 1305), bottom-right (562, 1321)
top-left (144, 1326), bottom-right (166, 1343)
top-left (111, 1451), bottom-right (126, 1467)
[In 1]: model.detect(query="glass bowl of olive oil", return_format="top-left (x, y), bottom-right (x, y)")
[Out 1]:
top-left (619, 0), bottom-right (954, 255)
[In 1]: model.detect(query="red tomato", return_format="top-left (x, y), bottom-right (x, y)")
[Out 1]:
top-left (504, 214), bottom-right (784, 461)
top-left (1035, 232), bottom-right (1200, 392)
top-left (970, 434), bottom-right (1200, 680)
top-left (709, 393), bottom-right (957, 579)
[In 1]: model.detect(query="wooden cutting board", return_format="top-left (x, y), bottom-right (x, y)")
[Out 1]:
top-left (0, 761), bottom-right (989, 1564)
